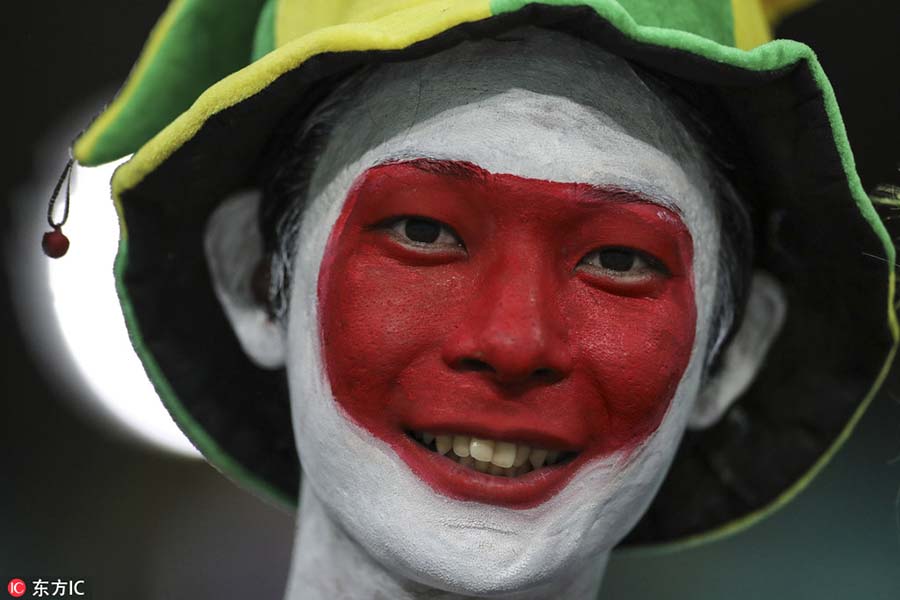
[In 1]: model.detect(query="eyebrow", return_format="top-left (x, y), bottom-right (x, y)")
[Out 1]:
top-left (376, 157), bottom-right (683, 216)
top-left (382, 156), bottom-right (489, 182)
top-left (579, 184), bottom-right (684, 217)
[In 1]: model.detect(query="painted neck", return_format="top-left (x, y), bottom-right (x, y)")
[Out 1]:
top-left (285, 484), bottom-right (610, 600)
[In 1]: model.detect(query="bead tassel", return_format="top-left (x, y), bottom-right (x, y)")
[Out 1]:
top-left (42, 157), bottom-right (74, 259)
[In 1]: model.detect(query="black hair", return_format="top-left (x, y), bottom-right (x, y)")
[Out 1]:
top-left (257, 69), bottom-right (367, 322)
top-left (634, 66), bottom-right (756, 373)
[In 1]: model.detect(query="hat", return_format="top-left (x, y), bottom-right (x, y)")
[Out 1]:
top-left (71, 0), bottom-right (898, 550)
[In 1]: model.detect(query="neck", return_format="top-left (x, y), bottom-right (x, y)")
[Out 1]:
top-left (285, 484), bottom-right (609, 600)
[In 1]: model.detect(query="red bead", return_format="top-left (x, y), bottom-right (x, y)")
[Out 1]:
top-left (42, 227), bottom-right (70, 258)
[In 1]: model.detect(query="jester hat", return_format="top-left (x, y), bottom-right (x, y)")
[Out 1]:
top-left (72, 0), bottom-right (898, 550)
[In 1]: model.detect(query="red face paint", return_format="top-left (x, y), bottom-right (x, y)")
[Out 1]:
top-left (318, 159), bottom-right (696, 508)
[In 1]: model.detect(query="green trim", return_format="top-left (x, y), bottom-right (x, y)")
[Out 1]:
top-left (113, 233), bottom-right (294, 511)
top-left (489, 0), bottom-right (816, 73)
top-left (491, 0), bottom-right (735, 46)
top-left (252, 0), bottom-right (279, 60)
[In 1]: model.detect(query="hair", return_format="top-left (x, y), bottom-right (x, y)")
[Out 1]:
top-left (256, 58), bottom-right (754, 376)
top-left (257, 70), bottom-right (366, 323)
top-left (635, 67), bottom-right (756, 373)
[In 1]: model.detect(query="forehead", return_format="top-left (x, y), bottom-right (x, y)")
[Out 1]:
top-left (361, 89), bottom-right (692, 217)
top-left (307, 27), bottom-right (716, 228)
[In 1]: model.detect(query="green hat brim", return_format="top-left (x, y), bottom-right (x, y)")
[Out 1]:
top-left (94, 0), bottom-right (898, 552)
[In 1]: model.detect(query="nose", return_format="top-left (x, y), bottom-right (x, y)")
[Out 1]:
top-left (442, 256), bottom-right (573, 387)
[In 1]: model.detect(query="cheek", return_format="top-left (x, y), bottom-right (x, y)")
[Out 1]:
top-left (318, 235), bottom-right (468, 423)
top-left (566, 280), bottom-right (696, 451)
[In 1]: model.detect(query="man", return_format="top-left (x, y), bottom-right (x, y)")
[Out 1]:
top-left (64, 0), bottom-right (897, 597)
top-left (203, 29), bottom-right (787, 597)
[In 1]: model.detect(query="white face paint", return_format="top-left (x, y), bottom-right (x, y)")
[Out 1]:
top-left (283, 28), bottom-right (722, 596)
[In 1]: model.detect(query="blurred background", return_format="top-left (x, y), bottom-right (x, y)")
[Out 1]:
top-left (1, 1), bottom-right (899, 598)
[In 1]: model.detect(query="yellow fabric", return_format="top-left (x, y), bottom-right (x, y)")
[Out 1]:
top-left (761, 0), bottom-right (817, 25)
top-left (111, 0), bottom-right (492, 200)
top-left (275, 0), bottom-right (456, 47)
top-left (731, 0), bottom-right (772, 49)
top-left (731, 0), bottom-right (819, 50)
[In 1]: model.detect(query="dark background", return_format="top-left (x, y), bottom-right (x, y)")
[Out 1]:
top-left (2, 1), bottom-right (899, 598)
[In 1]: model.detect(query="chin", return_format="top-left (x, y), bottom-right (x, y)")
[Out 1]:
top-left (306, 427), bottom-right (607, 594)
top-left (293, 372), bottom-right (678, 596)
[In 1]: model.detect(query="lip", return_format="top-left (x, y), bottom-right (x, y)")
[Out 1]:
top-left (382, 420), bottom-right (592, 509)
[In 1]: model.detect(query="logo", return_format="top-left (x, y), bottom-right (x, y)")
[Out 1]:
top-left (7, 579), bottom-right (26, 598)
top-left (5, 579), bottom-right (87, 598)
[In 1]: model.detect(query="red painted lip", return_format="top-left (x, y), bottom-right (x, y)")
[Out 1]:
top-left (391, 401), bottom-right (598, 508)
top-left (386, 427), bottom-right (591, 509)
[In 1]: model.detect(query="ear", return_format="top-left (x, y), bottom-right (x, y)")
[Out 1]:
top-left (204, 189), bottom-right (285, 369)
top-left (689, 271), bottom-right (787, 430)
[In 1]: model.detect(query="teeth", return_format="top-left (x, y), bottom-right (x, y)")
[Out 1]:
top-left (513, 444), bottom-right (531, 467)
top-left (470, 438), bottom-right (495, 462)
top-left (435, 435), bottom-right (452, 455)
top-left (453, 435), bottom-right (471, 458)
top-left (529, 448), bottom-right (548, 469)
top-left (492, 441), bottom-right (516, 468)
top-left (411, 431), bottom-right (571, 478)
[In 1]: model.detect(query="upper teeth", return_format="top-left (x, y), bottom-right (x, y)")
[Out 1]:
top-left (413, 431), bottom-right (565, 476)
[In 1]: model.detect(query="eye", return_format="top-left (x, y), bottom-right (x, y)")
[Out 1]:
top-left (386, 217), bottom-right (465, 251)
top-left (577, 247), bottom-right (669, 281)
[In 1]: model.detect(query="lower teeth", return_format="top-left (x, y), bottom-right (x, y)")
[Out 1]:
top-left (456, 454), bottom-right (531, 477)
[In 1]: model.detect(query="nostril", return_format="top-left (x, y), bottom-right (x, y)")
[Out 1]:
top-left (532, 367), bottom-right (565, 384)
top-left (454, 359), bottom-right (564, 385)
top-left (458, 358), bottom-right (495, 373)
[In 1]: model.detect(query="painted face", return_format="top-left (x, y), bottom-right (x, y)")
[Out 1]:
top-left (284, 30), bottom-right (723, 595)
top-left (318, 159), bottom-right (696, 509)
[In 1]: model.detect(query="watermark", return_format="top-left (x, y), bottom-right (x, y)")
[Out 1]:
top-left (6, 580), bottom-right (25, 598)
top-left (6, 579), bottom-right (88, 598)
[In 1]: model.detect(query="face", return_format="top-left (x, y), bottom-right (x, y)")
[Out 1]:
top-left (318, 159), bottom-right (696, 509)
top-left (283, 30), bottom-right (722, 595)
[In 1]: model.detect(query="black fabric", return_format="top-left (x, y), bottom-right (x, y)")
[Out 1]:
top-left (117, 4), bottom-right (893, 546)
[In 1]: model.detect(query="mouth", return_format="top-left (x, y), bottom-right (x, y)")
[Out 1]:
top-left (393, 427), bottom-right (585, 508)
top-left (407, 430), bottom-right (578, 477)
